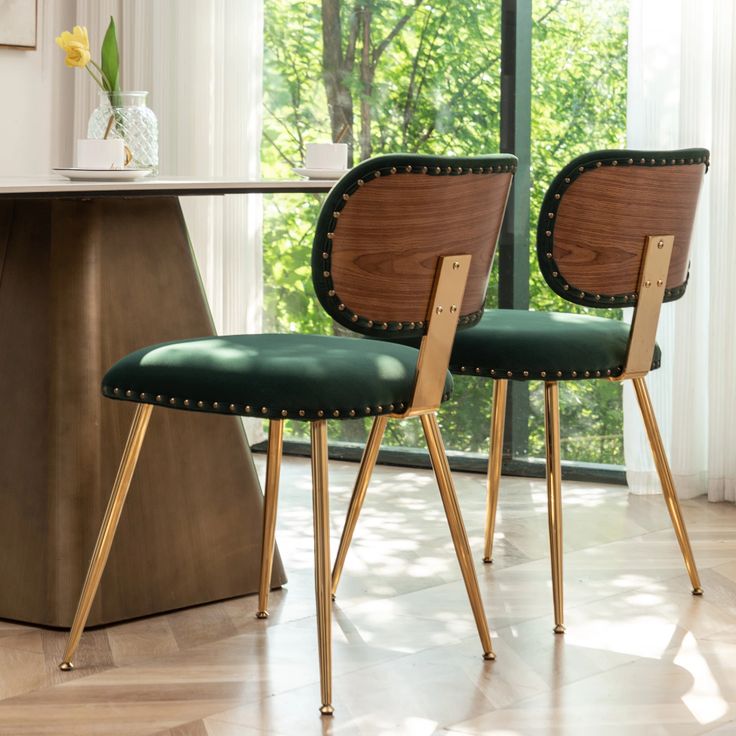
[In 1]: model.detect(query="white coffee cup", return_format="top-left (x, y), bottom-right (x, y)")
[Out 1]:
top-left (304, 143), bottom-right (348, 170)
top-left (76, 138), bottom-right (126, 169)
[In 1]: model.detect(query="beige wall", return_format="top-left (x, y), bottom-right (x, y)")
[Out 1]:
top-left (0, 0), bottom-right (75, 175)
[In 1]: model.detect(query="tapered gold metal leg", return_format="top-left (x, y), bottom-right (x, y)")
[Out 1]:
top-left (420, 412), bottom-right (495, 659)
top-left (544, 382), bottom-right (565, 634)
top-left (632, 377), bottom-right (702, 595)
top-left (257, 419), bottom-right (284, 619)
top-left (331, 415), bottom-right (388, 597)
top-left (484, 380), bottom-right (508, 563)
top-left (59, 404), bottom-right (153, 671)
top-left (311, 420), bottom-right (334, 716)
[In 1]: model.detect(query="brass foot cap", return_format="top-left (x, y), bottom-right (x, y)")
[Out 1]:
top-left (319, 705), bottom-right (335, 716)
top-left (692, 587), bottom-right (704, 596)
top-left (554, 624), bottom-right (566, 634)
top-left (483, 651), bottom-right (496, 661)
top-left (59, 662), bottom-right (74, 672)
top-left (482, 557), bottom-right (493, 564)
top-left (255, 611), bottom-right (269, 619)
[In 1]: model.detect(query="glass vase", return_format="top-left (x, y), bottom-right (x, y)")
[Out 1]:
top-left (88, 91), bottom-right (159, 173)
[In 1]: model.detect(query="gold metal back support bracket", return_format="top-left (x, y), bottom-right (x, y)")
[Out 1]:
top-left (614, 234), bottom-right (674, 382)
top-left (400, 254), bottom-right (472, 417)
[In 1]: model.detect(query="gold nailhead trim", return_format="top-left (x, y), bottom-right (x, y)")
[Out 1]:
top-left (556, 371), bottom-right (562, 378)
top-left (338, 303), bottom-right (345, 311)
top-left (213, 402), bottom-right (220, 409)
top-left (281, 410), bottom-right (288, 417)
top-left (169, 398), bottom-right (176, 405)
top-left (183, 399), bottom-right (190, 407)
top-left (611, 160), bottom-right (618, 166)
top-left (376, 406), bottom-right (383, 413)
top-left (327, 232), bottom-right (334, 240)
top-left (317, 410), bottom-right (325, 417)
top-left (261, 407), bottom-right (268, 414)
top-left (507, 371), bottom-right (513, 377)
top-left (342, 193), bottom-right (349, 200)
top-left (523, 370), bottom-right (529, 377)
top-left (322, 252), bottom-right (328, 259)
top-left (545, 230), bottom-right (552, 237)
top-left (475, 367), bottom-right (481, 374)
top-left (299, 409), bottom-right (305, 416)
top-left (230, 404), bottom-right (237, 412)
top-left (113, 387), bottom-right (120, 395)
top-left (364, 407), bottom-right (371, 414)
top-left (564, 177), bottom-right (571, 183)
top-left (245, 405), bottom-right (252, 412)
top-left (349, 409), bottom-right (356, 416)
top-left (156, 395), bottom-right (164, 402)
top-left (197, 400), bottom-right (204, 408)
top-left (490, 369), bottom-right (496, 376)
top-left (323, 270), bottom-right (330, 277)
top-left (554, 193), bottom-right (561, 200)
top-left (540, 371), bottom-right (547, 378)
top-left (390, 167), bottom-right (397, 174)
top-left (406, 165), bottom-right (413, 172)
top-left (357, 179), bottom-right (364, 186)
top-left (595, 161), bottom-right (602, 168)
top-left (328, 289), bottom-right (336, 297)
top-left (140, 393), bottom-right (148, 400)
top-left (571, 371), bottom-right (577, 378)
top-left (374, 171), bottom-right (381, 177)
top-left (125, 390), bottom-right (133, 397)
top-left (584, 371), bottom-right (590, 377)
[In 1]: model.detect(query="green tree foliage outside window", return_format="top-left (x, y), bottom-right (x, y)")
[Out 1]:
top-left (260, 0), bottom-right (628, 464)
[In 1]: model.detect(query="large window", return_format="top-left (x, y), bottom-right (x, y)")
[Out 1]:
top-left (260, 0), bottom-right (629, 478)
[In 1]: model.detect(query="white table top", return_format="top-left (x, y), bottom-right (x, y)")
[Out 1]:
top-left (0, 175), bottom-right (335, 197)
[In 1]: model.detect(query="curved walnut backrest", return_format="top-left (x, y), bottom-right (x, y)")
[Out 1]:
top-left (537, 149), bottom-right (709, 308)
top-left (312, 153), bottom-right (516, 338)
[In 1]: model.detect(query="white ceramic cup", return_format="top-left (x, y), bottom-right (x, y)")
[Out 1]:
top-left (76, 138), bottom-right (126, 169)
top-left (304, 143), bottom-right (348, 170)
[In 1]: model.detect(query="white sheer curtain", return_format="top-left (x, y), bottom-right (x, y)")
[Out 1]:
top-left (73, 0), bottom-right (265, 440)
top-left (73, 0), bottom-right (264, 337)
top-left (626, 0), bottom-right (736, 500)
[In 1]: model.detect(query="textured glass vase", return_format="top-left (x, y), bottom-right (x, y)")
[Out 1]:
top-left (88, 91), bottom-right (159, 172)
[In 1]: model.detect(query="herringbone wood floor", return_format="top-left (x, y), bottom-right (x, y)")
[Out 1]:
top-left (1, 455), bottom-right (736, 735)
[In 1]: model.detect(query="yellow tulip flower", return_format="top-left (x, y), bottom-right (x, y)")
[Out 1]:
top-left (55, 26), bottom-right (91, 68)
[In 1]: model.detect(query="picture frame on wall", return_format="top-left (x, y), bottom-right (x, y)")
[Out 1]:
top-left (0, 0), bottom-right (38, 50)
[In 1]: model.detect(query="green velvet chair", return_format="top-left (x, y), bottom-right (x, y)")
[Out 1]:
top-left (58, 152), bottom-right (517, 716)
top-left (330, 148), bottom-right (709, 635)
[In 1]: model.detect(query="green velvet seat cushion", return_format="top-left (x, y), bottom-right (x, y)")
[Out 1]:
top-left (386, 309), bottom-right (660, 381)
top-left (102, 333), bottom-right (452, 420)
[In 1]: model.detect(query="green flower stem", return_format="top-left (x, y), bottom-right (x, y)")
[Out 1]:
top-left (85, 64), bottom-right (106, 91)
top-left (88, 59), bottom-right (111, 91)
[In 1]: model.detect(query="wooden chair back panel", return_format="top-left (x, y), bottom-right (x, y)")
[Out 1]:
top-left (331, 174), bottom-right (511, 322)
top-left (537, 150), bottom-right (708, 308)
top-left (313, 155), bottom-right (516, 337)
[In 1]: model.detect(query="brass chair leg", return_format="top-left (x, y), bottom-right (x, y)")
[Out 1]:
top-left (632, 377), bottom-right (703, 594)
top-left (420, 412), bottom-right (495, 660)
top-left (59, 404), bottom-right (154, 671)
top-left (331, 415), bottom-right (388, 597)
top-left (310, 420), bottom-right (334, 716)
top-left (544, 382), bottom-right (565, 634)
top-left (257, 419), bottom-right (284, 619)
top-left (484, 379), bottom-right (508, 563)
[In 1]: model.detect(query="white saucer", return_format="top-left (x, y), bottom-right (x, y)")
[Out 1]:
top-left (53, 168), bottom-right (152, 182)
top-left (292, 167), bottom-right (348, 180)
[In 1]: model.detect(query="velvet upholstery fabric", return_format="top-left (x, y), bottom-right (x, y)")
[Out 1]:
top-left (102, 334), bottom-right (452, 420)
top-left (383, 309), bottom-right (660, 381)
